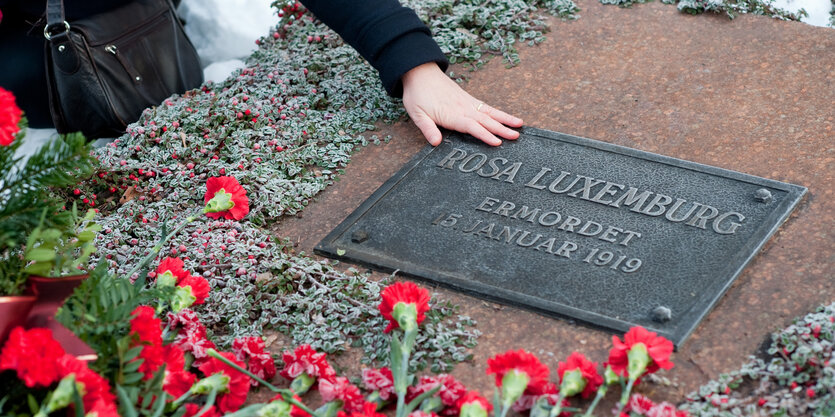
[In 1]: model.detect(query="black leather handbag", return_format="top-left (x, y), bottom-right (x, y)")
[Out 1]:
top-left (43, 0), bottom-right (203, 139)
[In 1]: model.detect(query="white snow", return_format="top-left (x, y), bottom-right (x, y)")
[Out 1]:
top-left (202, 59), bottom-right (248, 83)
top-left (178, 0), bottom-right (276, 76)
top-left (772, 0), bottom-right (833, 27)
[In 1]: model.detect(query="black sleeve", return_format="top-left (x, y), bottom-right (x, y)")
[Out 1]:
top-left (299, 0), bottom-right (449, 98)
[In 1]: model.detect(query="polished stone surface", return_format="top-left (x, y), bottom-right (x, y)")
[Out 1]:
top-left (275, 1), bottom-right (833, 402)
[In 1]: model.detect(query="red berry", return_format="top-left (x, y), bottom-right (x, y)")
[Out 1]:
top-left (791, 382), bottom-right (798, 390)
top-left (757, 398), bottom-right (766, 407)
top-left (73, 188), bottom-right (81, 195)
top-left (245, 109), bottom-right (251, 116)
top-left (273, 32), bottom-right (280, 39)
top-left (807, 388), bottom-right (815, 398)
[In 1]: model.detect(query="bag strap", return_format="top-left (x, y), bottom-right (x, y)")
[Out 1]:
top-left (43, 0), bottom-right (70, 41)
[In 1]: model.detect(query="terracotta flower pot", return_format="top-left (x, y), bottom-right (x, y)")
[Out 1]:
top-left (0, 294), bottom-right (37, 344)
top-left (26, 274), bottom-right (97, 361)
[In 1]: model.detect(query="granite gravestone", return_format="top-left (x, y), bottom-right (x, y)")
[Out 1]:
top-left (316, 128), bottom-right (806, 346)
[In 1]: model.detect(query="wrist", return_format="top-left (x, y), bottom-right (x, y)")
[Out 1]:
top-left (402, 62), bottom-right (444, 89)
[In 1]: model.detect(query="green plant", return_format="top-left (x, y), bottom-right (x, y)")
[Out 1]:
top-left (23, 203), bottom-right (101, 277)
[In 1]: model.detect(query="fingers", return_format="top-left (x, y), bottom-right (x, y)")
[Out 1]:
top-left (480, 104), bottom-right (524, 128)
top-left (475, 112), bottom-right (520, 140)
top-left (410, 111), bottom-right (443, 146)
top-left (459, 119), bottom-right (502, 147)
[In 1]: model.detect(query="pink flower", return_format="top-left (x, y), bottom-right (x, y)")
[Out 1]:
top-left (319, 376), bottom-right (365, 412)
top-left (627, 394), bottom-right (655, 414)
top-left (361, 367), bottom-right (395, 400)
top-left (280, 344), bottom-right (336, 380)
top-left (646, 402), bottom-right (690, 417)
top-left (232, 336), bottom-right (276, 384)
top-left (407, 374), bottom-right (466, 415)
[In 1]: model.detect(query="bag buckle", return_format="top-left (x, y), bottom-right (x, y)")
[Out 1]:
top-left (44, 21), bottom-right (71, 40)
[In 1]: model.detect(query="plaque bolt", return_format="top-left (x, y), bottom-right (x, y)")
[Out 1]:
top-left (652, 306), bottom-right (672, 323)
top-left (351, 230), bottom-right (369, 243)
top-left (754, 188), bottom-right (773, 203)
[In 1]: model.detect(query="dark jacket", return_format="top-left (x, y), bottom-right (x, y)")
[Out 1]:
top-left (300, 0), bottom-right (449, 97)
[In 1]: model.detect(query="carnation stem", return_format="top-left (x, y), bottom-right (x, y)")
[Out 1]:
top-left (614, 378), bottom-right (637, 416)
top-left (581, 385), bottom-right (607, 417)
top-left (497, 403), bottom-right (511, 417)
top-left (394, 327), bottom-right (417, 417)
top-left (124, 208), bottom-right (201, 280)
top-left (547, 394), bottom-right (565, 417)
top-left (206, 349), bottom-right (320, 417)
top-left (194, 388), bottom-right (218, 417)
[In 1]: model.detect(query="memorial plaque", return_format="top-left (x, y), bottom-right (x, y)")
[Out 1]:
top-left (315, 128), bottom-right (806, 346)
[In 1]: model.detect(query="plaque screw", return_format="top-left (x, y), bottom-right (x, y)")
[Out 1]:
top-left (652, 306), bottom-right (672, 323)
top-left (351, 230), bottom-right (369, 243)
top-left (754, 188), bottom-right (773, 203)
top-left (58, 45), bottom-right (66, 52)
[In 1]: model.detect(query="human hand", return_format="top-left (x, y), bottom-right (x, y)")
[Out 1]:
top-left (401, 62), bottom-right (523, 146)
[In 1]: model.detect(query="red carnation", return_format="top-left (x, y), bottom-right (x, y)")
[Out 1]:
top-left (627, 394), bottom-right (655, 414)
top-left (232, 336), bottom-right (276, 384)
top-left (204, 176), bottom-right (249, 220)
top-left (486, 349), bottom-right (550, 395)
top-left (557, 351), bottom-right (602, 399)
top-left (168, 309), bottom-right (217, 367)
top-left (337, 401), bottom-right (386, 417)
top-left (457, 390), bottom-right (493, 413)
top-left (184, 403), bottom-right (220, 417)
top-left (280, 344), bottom-right (336, 380)
top-left (130, 306), bottom-right (165, 379)
top-left (378, 282), bottom-right (430, 333)
top-left (57, 354), bottom-right (116, 411)
top-left (608, 327), bottom-right (674, 379)
top-left (289, 394), bottom-right (311, 417)
top-left (319, 376), bottom-right (365, 413)
top-left (361, 367), bottom-right (395, 400)
top-left (164, 370), bottom-right (196, 399)
top-left (0, 327), bottom-right (65, 387)
top-left (0, 87), bottom-right (22, 146)
top-left (156, 257), bottom-right (190, 283)
top-left (85, 399), bottom-right (120, 417)
top-left (178, 273), bottom-right (211, 305)
top-left (198, 351), bottom-right (251, 412)
top-left (407, 374), bottom-right (466, 414)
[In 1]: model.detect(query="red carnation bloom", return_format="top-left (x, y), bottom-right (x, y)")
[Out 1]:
top-left (486, 349), bottom-right (550, 395)
top-left (557, 351), bottom-right (602, 399)
top-left (168, 309), bottom-right (217, 367)
top-left (289, 393), bottom-right (311, 417)
top-left (646, 402), bottom-right (690, 417)
top-left (164, 370), bottom-right (196, 399)
top-left (204, 176), bottom-right (249, 220)
top-left (378, 282), bottom-right (431, 333)
top-left (280, 344), bottom-right (336, 380)
top-left (130, 306), bottom-right (165, 379)
top-left (608, 327), bottom-right (674, 379)
top-left (407, 374), bottom-right (466, 415)
top-left (627, 394), bottom-right (655, 414)
top-left (337, 401), bottom-right (386, 417)
top-left (0, 87), bottom-right (22, 146)
top-left (178, 273), bottom-right (211, 305)
top-left (0, 327), bottom-right (65, 387)
top-left (156, 257), bottom-right (190, 283)
top-left (184, 403), bottom-right (220, 417)
top-left (57, 354), bottom-right (116, 411)
top-left (85, 399), bottom-right (120, 417)
top-left (319, 376), bottom-right (365, 413)
top-left (232, 336), bottom-right (276, 384)
top-left (198, 351), bottom-right (251, 412)
top-left (457, 390), bottom-right (493, 413)
top-left (361, 367), bottom-right (394, 400)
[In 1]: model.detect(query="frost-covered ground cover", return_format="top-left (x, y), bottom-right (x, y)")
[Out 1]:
top-left (682, 302), bottom-right (835, 416)
top-left (68, 0), bottom-right (581, 371)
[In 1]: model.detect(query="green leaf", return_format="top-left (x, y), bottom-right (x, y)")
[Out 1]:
top-left (122, 372), bottom-right (144, 385)
top-left (25, 247), bottom-right (56, 262)
top-left (123, 346), bottom-right (144, 362)
top-left (117, 385), bottom-right (140, 417)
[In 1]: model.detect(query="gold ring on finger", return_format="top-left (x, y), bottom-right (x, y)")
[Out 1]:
top-left (476, 102), bottom-right (485, 112)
